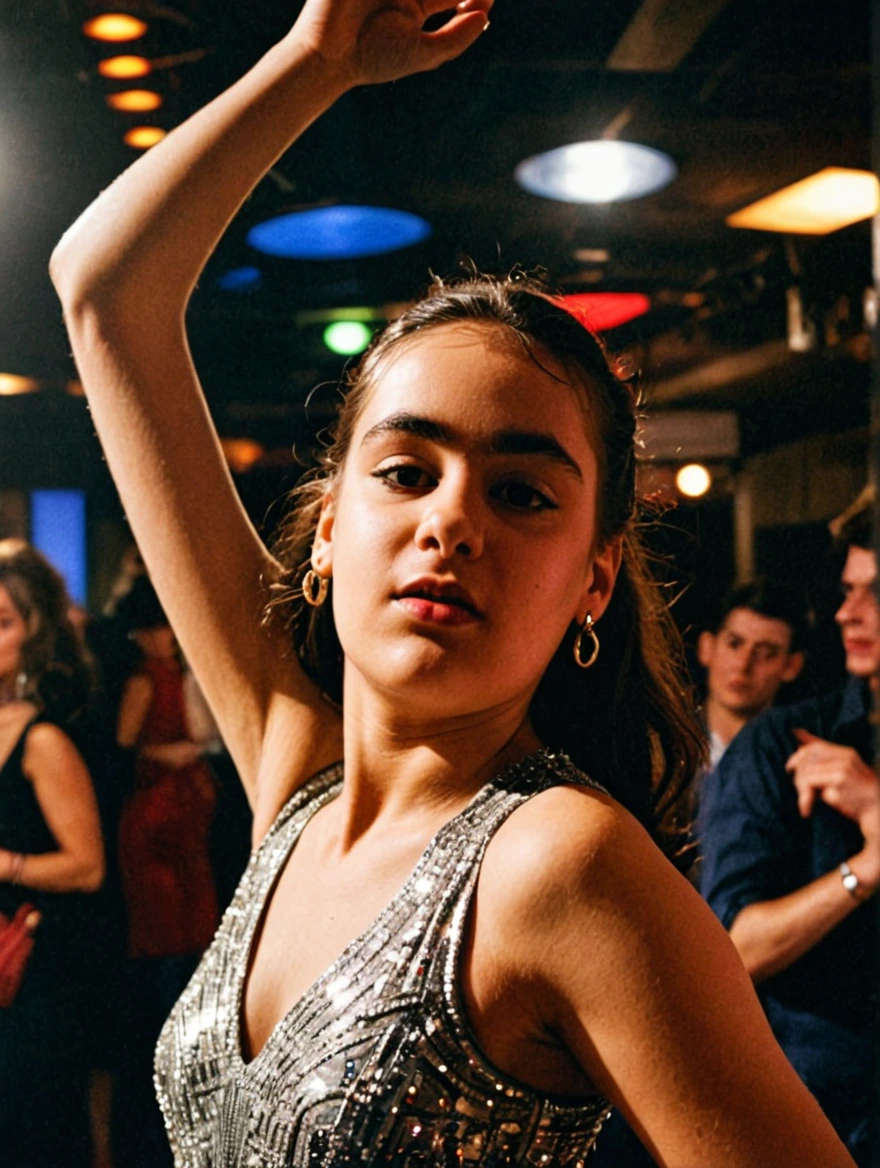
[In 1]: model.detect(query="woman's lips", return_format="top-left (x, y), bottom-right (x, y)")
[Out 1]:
top-left (395, 596), bottom-right (481, 626)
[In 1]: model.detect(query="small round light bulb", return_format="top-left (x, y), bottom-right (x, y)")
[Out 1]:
top-left (676, 464), bottom-right (712, 498)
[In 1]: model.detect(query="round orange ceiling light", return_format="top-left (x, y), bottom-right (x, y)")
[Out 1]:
top-left (84, 14), bottom-right (148, 42)
top-left (221, 439), bottom-right (265, 474)
top-left (124, 126), bottom-right (166, 149)
top-left (106, 89), bottom-right (162, 112)
top-left (99, 55), bottom-right (151, 79)
top-left (0, 374), bottom-right (40, 396)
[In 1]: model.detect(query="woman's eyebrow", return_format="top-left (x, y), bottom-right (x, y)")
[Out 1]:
top-left (361, 411), bottom-right (583, 480)
top-left (361, 411), bottom-right (448, 445)
top-left (487, 430), bottom-right (583, 480)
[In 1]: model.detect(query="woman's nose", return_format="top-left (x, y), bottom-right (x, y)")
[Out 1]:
top-left (414, 480), bottom-right (484, 559)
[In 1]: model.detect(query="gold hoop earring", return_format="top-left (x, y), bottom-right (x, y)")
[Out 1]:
top-left (302, 568), bottom-right (329, 608)
top-left (573, 613), bottom-right (600, 669)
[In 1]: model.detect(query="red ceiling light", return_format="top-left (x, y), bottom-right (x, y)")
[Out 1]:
top-left (560, 293), bottom-right (651, 332)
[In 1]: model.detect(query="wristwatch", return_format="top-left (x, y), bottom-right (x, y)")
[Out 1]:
top-left (839, 861), bottom-right (863, 901)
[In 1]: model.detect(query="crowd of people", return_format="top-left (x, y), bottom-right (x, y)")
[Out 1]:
top-left (0, 1), bottom-right (876, 1166)
top-left (2, 500), bottom-right (876, 1166)
top-left (0, 541), bottom-right (251, 1166)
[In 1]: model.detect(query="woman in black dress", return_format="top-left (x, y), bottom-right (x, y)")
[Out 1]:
top-left (0, 539), bottom-right (104, 1167)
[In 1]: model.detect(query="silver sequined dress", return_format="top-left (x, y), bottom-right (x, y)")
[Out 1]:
top-left (155, 748), bottom-right (611, 1166)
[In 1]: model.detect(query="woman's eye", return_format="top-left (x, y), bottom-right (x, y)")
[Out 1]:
top-left (494, 481), bottom-right (557, 511)
top-left (374, 464), bottom-right (433, 490)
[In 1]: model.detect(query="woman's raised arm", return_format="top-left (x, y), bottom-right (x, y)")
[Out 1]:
top-left (49, 0), bottom-right (491, 803)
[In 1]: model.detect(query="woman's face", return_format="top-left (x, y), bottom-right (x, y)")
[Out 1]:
top-left (314, 323), bottom-right (622, 723)
top-left (0, 583), bottom-right (28, 685)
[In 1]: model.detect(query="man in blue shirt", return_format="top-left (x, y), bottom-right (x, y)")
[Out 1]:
top-left (696, 579), bottom-right (808, 772)
top-left (699, 488), bottom-right (880, 1165)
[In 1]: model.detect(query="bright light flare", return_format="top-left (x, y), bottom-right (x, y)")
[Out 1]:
top-left (727, 168), bottom-right (880, 235)
top-left (676, 464), bottom-right (712, 498)
top-left (99, 55), bottom-right (151, 79)
top-left (515, 140), bottom-right (677, 204)
top-left (0, 374), bottom-right (40, 396)
top-left (323, 321), bottom-right (373, 355)
top-left (106, 89), bottom-right (162, 112)
top-left (124, 126), bottom-right (166, 149)
top-left (83, 14), bottom-right (148, 42)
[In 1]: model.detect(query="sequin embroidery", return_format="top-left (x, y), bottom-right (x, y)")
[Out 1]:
top-left (155, 749), bottom-right (611, 1166)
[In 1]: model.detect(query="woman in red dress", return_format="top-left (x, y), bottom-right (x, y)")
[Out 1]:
top-left (114, 574), bottom-right (217, 1167)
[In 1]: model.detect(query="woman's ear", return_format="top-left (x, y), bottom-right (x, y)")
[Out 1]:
top-left (577, 535), bottom-right (623, 625)
top-left (311, 491), bottom-right (336, 575)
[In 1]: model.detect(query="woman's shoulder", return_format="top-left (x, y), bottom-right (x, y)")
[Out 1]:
top-left (492, 780), bottom-right (644, 875)
top-left (21, 719), bottom-right (90, 780)
top-left (480, 777), bottom-right (693, 944)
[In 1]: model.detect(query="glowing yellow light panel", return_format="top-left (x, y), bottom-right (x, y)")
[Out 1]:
top-left (107, 89), bottom-right (163, 112)
top-left (84, 14), bottom-right (148, 42)
top-left (99, 55), bottom-right (151, 79)
top-left (124, 126), bottom-right (166, 149)
top-left (727, 168), bottom-right (880, 235)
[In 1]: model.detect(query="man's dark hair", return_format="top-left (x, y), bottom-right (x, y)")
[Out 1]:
top-left (829, 485), bottom-right (873, 552)
top-left (713, 578), bottom-right (812, 653)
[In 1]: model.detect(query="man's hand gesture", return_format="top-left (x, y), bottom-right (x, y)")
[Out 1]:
top-left (786, 729), bottom-right (880, 847)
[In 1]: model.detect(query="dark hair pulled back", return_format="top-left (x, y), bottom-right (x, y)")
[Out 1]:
top-left (268, 274), bottom-right (703, 860)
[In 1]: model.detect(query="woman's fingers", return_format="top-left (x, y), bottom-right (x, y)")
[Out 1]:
top-left (419, 0), bottom-right (493, 18)
top-left (420, 8), bottom-right (491, 67)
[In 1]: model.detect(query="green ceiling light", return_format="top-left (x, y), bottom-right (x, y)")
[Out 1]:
top-left (323, 320), bottom-right (373, 356)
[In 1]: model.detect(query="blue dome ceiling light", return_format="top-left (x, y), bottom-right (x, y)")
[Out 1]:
top-left (515, 140), bottom-right (677, 204)
top-left (216, 265), bottom-right (263, 292)
top-left (246, 206), bottom-right (432, 261)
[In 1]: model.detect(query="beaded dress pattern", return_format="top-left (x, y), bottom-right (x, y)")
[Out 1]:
top-left (155, 749), bottom-right (611, 1167)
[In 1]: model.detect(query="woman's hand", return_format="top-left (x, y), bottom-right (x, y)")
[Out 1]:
top-left (291, 0), bottom-right (493, 87)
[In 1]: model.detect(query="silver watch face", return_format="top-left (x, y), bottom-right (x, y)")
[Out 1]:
top-left (843, 871), bottom-right (860, 893)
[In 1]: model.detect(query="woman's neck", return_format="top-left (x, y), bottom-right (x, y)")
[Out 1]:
top-left (330, 676), bottom-right (541, 851)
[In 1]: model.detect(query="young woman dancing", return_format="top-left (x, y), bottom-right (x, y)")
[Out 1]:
top-left (50, 1), bottom-right (858, 1164)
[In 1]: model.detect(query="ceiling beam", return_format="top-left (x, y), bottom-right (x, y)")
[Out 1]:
top-left (646, 340), bottom-right (791, 404)
top-left (607, 0), bottom-right (732, 72)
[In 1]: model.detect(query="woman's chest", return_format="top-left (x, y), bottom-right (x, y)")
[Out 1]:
top-left (241, 837), bottom-right (425, 1061)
